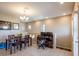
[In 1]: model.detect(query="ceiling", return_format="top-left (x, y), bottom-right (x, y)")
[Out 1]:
top-left (0, 2), bottom-right (74, 22)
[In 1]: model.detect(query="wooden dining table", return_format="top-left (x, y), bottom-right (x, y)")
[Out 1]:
top-left (5, 35), bottom-right (32, 54)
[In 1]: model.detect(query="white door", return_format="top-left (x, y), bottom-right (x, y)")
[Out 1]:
top-left (73, 13), bottom-right (78, 56)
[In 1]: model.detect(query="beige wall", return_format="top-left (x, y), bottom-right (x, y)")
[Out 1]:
top-left (26, 15), bottom-right (72, 50)
top-left (0, 13), bottom-right (26, 42)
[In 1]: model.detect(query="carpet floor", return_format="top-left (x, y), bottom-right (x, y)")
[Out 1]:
top-left (0, 45), bottom-right (72, 56)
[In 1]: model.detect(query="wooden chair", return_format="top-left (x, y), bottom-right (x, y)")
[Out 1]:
top-left (5, 35), bottom-right (18, 54)
top-left (19, 35), bottom-right (30, 50)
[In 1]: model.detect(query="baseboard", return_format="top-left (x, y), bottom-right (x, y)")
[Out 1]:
top-left (56, 46), bottom-right (72, 51)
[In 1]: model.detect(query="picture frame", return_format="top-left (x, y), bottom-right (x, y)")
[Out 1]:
top-left (0, 21), bottom-right (11, 30)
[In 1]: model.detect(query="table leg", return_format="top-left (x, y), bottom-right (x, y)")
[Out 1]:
top-left (5, 40), bottom-right (8, 50)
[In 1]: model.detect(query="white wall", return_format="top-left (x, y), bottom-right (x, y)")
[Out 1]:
top-left (0, 14), bottom-right (26, 42)
top-left (72, 2), bottom-right (79, 56)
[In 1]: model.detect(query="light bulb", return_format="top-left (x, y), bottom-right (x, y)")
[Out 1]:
top-left (25, 17), bottom-right (29, 21)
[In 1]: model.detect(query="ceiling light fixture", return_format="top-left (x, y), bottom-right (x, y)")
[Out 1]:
top-left (60, 2), bottom-right (64, 4)
top-left (20, 8), bottom-right (31, 22)
top-left (25, 17), bottom-right (30, 21)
